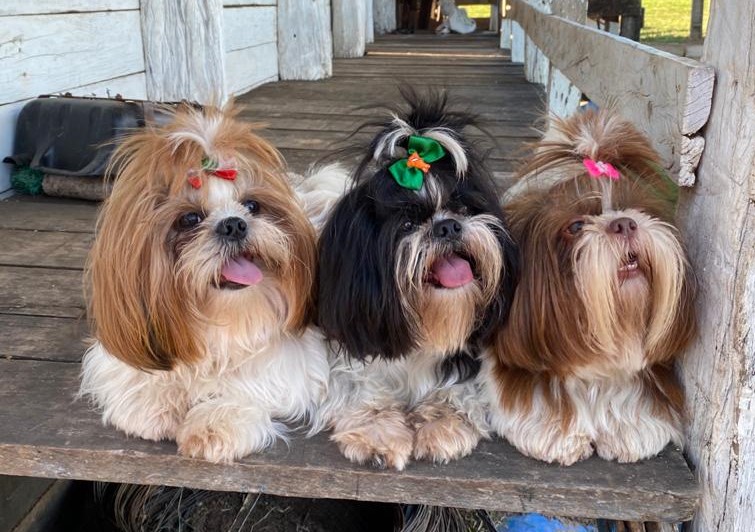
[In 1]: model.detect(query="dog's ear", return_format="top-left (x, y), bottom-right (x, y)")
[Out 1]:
top-left (644, 233), bottom-right (697, 364)
top-left (495, 194), bottom-right (595, 372)
top-left (317, 186), bottom-right (417, 360)
top-left (88, 173), bottom-right (204, 372)
top-left (473, 221), bottom-right (519, 347)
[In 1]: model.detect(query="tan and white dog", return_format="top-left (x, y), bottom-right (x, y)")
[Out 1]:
top-left (80, 104), bottom-right (329, 463)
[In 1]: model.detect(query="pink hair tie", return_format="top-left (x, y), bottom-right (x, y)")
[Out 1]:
top-left (583, 158), bottom-right (620, 180)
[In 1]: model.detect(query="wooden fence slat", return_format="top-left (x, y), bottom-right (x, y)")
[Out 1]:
top-left (509, 0), bottom-right (714, 185)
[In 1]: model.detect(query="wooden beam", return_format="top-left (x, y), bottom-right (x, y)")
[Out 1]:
top-left (509, 0), bottom-right (714, 185)
top-left (677, 0), bottom-right (755, 529)
top-left (332, 0), bottom-right (367, 58)
top-left (140, 0), bottom-right (226, 104)
top-left (373, 0), bottom-right (397, 35)
top-left (277, 0), bottom-right (333, 80)
top-left (690, 0), bottom-right (705, 41)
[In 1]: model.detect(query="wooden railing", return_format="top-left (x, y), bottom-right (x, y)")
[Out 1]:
top-left (502, 0), bottom-right (715, 185)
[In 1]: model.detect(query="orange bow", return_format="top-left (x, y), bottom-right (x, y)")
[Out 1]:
top-left (406, 152), bottom-right (431, 173)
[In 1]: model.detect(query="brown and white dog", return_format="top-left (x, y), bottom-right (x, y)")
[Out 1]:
top-left (484, 109), bottom-right (696, 465)
top-left (79, 104), bottom-right (329, 463)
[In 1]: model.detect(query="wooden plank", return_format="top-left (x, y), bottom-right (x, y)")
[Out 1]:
top-left (277, 0), bottom-right (332, 81)
top-left (224, 0), bottom-right (276, 5)
top-left (0, 229), bottom-right (91, 269)
top-left (0, 1), bottom-right (139, 16)
top-left (226, 42), bottom-right (279, 95)
top-left (0, 11), bottom-right (144, 104)
top-left (0, 359), bottom-right (698, 522)
top-left (222, 5), bottom-right (276, 53)
top-left (332, 0), bottom-right (367, 58)
top-left (141, 0), bottom-right (225, 103)
top-left (244, 115), bottom-right (541, 140)
top-left (677, 1), bottom-right (755, 530)
top-left (0, 266), bottom-right (84, 318)
top-left (0, 198), bottom-right (97, 233)
top-left (0, 476), bottom-right (55, 531)
top-left (373, 0), bottom-right (397, 35)
top-left (0, 314), bottom-right (87, 362)
top-left (510, 0), bottom-right (714, 184)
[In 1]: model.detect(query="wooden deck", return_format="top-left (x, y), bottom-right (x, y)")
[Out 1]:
top-left (0, 34), bottom-right (698, 522)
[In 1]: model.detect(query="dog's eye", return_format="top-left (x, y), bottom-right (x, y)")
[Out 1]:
top-left (178, 212), bottom-right (203, 229)
top-left (566, 220), bottom-right (585, 235)
top-left (400, 220), bottom-right (414, 232)
top-left (242, 199), bottom-right (260, 214)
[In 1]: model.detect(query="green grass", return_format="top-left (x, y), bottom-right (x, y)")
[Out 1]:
top-left (641, 0), bottom-right (708, 42)
top-left (459, 4), bottom-right (492, 19)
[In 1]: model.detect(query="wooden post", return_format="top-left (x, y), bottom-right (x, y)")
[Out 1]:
top-left (277, 0), bottom-right (333, 80)
top-left (365, 0), bottom-right (375, 44)
top-left (690, 0), bottom-right (704, 40)
top-left (140, 0), bottom-right (226, 104)
top-left (374, 0), bottom-right (397, 35)
top-left (678, 0), bottom-right (755, 530)
top-left (332, 0), bottom-right (367, 58)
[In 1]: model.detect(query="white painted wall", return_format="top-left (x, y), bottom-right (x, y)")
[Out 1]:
top-left (0, 1), bottom-right (147, 194)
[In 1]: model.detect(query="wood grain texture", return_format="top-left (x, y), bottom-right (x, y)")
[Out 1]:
top-left (238, 34), bottom-right (543, 174)
top-left (0, 314), bottom-right (87, 363)
top-left (223, 5), bottom-right (276, 52)
top-left (0, 198), bottom-right (97, 233)
top-left (226, 42), bottom-right (279, 95)
top-left (0, 10), bottom-right (144, 104)
top-left (140, 0), bottom-right (226, 104)
top-left (0, 229), bottom-right (91, 269)
top-left (677, 1), bottom-right (755, 530)
top-left (0, 360), bottom-right (698, 521)
top-left (509, 0), bottom-right (714, 183)
top-left (224, 0), bottom-right (276, 5)
top-left (373, 0), bottom-right (397, 35)
top-left (332, 0), bottom-right (367, 59)
top-left (0, 1), bottom-right (139, 16)
top-left (0, 266), bottom-right (84, 318)
top-left (277, 0), bottom-right (333, 80)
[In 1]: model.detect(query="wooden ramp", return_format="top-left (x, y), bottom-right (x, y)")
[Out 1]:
top-left (0, 33), bottom-right (698, 523)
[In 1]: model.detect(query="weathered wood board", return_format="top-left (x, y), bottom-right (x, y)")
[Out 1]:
top-left (0, 11), bottom-right (145, 104)
top-left (0, 359), bottom-right (698, 522)
top-left (277, 0), bottom-right (333, 80)
top-left (676, 1), bottom-right (755, 530)
top-left (509, 0), bottom-right (714, 185)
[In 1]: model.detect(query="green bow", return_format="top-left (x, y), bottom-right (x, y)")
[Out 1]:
top-left (388, 135), bottom-right (446, 190)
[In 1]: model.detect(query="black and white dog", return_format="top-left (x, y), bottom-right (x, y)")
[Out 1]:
top-left (312, 88), bottom-right (518, 470)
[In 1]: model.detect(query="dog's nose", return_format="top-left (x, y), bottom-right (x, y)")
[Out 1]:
top-left (608, 217), bottom-right (637, 237)
top-left (433, 218), bottom-right (463, 240)
top-left (216, 217), bottom-right (247, 241)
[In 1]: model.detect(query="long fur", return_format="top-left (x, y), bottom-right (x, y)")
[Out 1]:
top-left (313, 87), bottom-right (518, 470)
top-left (80, 103), bottom-right (329, 463)
top-left (484, 108), bottom-right (696, 465)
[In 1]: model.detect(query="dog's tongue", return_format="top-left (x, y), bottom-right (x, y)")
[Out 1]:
top-left (221, 256), bottom-right (263, 286)
top-left (431, 253), bottom-right (473, 288)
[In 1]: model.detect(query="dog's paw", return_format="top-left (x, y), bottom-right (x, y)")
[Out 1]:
top-left (519, 432), bottom-right (594, 466)
top-left (595, 425), bottom-right (677, 463)
top-left (332, 410), bottom-right (414, 471)
top-left (176, 424), bottom-right (242, 463)
top-left (410, 404), bottom-right (480, 464)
